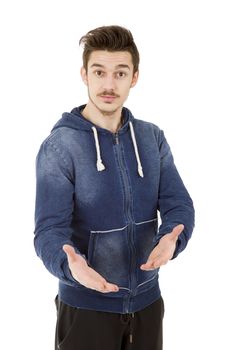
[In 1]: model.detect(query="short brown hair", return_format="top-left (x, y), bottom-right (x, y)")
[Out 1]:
top-left (79, 25), bottom-right (140, 74)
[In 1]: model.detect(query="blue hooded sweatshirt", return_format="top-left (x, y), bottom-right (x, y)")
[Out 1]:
top-left (34, 104), bottom-right (195, 314)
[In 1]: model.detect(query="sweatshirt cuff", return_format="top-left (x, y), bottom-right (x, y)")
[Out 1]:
top-left (157, 224), bottom-right (188, 260)
top-left (171, 237), bottom-right (182, 259)
top-left (63, 260), bottom-right (79, 284)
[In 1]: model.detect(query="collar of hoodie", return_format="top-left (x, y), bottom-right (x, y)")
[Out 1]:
top-left (52, 105), bottom-right (144, 178)
top-left (91, 120), bottom-right (144, 177)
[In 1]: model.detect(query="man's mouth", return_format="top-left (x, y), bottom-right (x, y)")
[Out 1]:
top-left (99, 95), bottom-right (117, 102)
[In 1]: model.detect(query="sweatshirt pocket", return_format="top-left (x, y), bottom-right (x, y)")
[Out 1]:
top-left (87, 225), bottom-right (130, 290)
top-left (134, 218), bottom-right (159, 290)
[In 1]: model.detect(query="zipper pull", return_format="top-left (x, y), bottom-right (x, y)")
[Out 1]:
top-left (114, 132), bottom-right (119, 145)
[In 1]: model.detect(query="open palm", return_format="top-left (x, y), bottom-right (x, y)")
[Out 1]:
top-left (63, 244), bottom-right (119, 293)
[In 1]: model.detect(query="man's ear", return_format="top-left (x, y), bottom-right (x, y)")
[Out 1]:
top-left (80, 66), bottom-right (88, 85)
top-left (130, 70), bottom-right (139, 88)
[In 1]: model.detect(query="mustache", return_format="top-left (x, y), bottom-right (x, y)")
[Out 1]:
top-left (98, 91), bottom-right (120, 97)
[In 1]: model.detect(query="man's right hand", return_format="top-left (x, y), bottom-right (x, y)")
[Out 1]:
top-left (63, 244), bottom-right (119, 293)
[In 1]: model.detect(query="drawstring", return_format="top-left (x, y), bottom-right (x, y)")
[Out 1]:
top-left (91, 121), bottom-right (144, 178)
top-left (120, 312), bottom-right (135, 344)
top-left (129, 121), bottom-right (144, 178)
top-left (129, 312), bottom-right (134, 344)
top-left (91, 126), bottom-right (106, 171)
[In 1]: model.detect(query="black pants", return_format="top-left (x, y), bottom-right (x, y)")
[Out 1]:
top-left (55, 295), bottom-right (164, 350)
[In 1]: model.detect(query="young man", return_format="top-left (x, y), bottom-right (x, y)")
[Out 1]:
top-left (34, 25), bottom-right (195, 350)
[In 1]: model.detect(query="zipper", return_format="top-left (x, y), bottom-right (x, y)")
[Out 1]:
top-left (114, 132), bottom-right (119, 145)
top-left (113, 132), bottom-right (136, 308)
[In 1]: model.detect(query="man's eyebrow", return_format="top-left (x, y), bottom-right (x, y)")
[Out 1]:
top-left (90, 63), bottom-right (130, 70)
top-left (115, 64), bottom-right (130, 70)
top-left (90, 63), bottom-right (104, 68)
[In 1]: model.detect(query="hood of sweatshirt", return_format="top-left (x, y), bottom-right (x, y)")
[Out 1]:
top-left (51, 104), bottom-right (144, 177)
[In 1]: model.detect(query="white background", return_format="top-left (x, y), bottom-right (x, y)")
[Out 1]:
top-left (1, 0), bottom-right (232, 349)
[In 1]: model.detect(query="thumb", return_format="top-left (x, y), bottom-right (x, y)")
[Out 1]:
top-left (63, 244), bottom-right (77, 264)
top-left (171, 224), bottom-right (184, 239)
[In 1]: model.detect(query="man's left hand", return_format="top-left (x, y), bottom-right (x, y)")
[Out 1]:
top-left (140, 224), bottom-right (184, 271)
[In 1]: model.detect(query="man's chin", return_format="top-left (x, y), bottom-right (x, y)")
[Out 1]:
top-left (95, 101), bottom-right (121, 115)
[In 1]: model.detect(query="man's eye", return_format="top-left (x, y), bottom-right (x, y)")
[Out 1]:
top-left (95, 71), bottom-right (104, 77)
top-left (116, 72), bottom-right (126, 78)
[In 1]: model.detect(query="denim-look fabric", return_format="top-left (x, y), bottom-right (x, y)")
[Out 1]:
top-left (34, 105), bottom-right (195, 314)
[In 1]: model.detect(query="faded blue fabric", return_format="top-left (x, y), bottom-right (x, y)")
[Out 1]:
top-left (34, 105), bottom-right (195, 314)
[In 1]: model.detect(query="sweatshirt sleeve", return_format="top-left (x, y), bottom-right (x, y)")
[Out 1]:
top-left (156, 129), bottom-right (195, 259)
top-left (34, 137), bottom-right (86, 286)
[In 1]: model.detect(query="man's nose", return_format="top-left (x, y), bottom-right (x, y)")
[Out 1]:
top-left (102, 75), bottom-right (116, 90)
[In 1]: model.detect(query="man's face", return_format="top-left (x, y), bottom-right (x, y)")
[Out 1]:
top-left (81, 50), bottom-right (139, 115)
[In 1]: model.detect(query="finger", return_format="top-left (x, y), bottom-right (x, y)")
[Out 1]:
top-left (99, 282), bottom-right (119, 293)
top-left (140, 261), bottom-right (155, 270)
top-left (141, 256), bottom-right (165, 270)
top-left (106, 283), bottom-right (119, 292)
top-left (171, 224), bottom-right (184, 239)
top-left (63, 244), bottom-right (77, 264)
top-left (140, 266), bottom-right (154, 271)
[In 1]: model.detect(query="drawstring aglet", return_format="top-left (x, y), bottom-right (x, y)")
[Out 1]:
top-left (92, 126), bottom-right (106, 172)
top-left (138, 165), bottom-right (144, 178)
top-left (96, 160), bottom-right (105, 171)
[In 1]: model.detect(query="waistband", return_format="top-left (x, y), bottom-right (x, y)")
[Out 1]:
top-left (58, 279), bottom-right (161, 314)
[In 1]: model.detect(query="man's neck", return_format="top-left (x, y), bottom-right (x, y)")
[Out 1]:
top-left (81, 102), bottom-right (123, 133)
